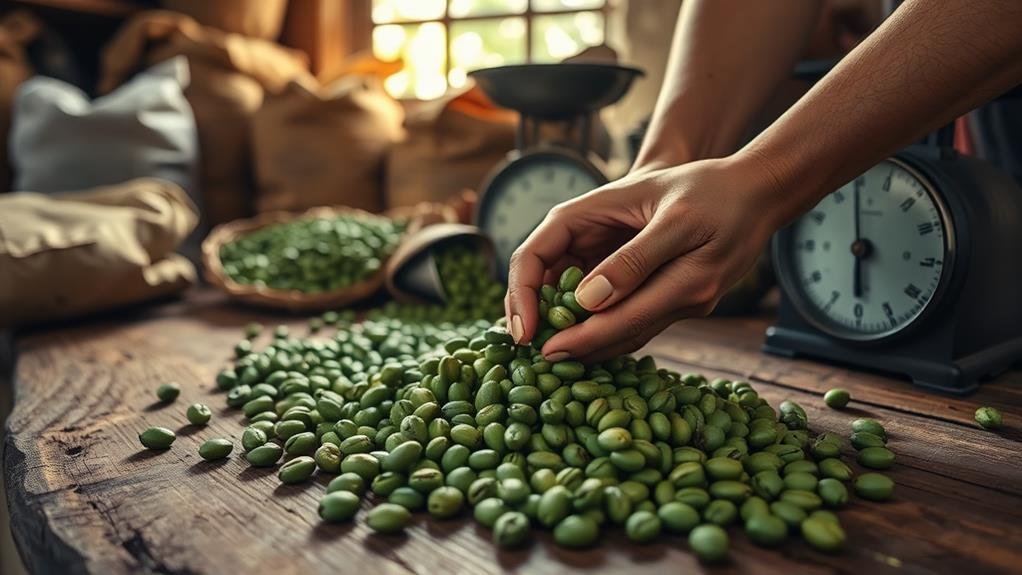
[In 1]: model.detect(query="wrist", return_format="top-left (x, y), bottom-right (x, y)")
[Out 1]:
top-left (729, 147), bottom-right (817, 235)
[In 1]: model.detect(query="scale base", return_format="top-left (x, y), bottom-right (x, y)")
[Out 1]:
top-left (763, 326), bottom-right (1022, 395)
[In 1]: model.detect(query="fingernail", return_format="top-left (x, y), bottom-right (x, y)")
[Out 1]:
top-left (575, 274), bottom-right (613, 310)
top-left (510, 315), bottom-right (523, 343)
top-left (545, 351), bottom-right (570, 362)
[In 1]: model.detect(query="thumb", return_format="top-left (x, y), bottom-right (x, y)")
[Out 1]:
top-left (574, 210), bottom-right (701, 312)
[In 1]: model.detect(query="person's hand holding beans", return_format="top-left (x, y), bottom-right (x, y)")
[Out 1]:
top-left (505, 155), bottom-right (782, 362)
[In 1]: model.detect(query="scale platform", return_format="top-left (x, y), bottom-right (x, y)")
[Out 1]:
top-left (470, 63), bottom-right (644, 120)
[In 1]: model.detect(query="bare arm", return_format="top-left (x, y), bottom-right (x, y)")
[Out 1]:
top-left (743, 0), bottom-right (1022, 230)
top-left (634, 0), bottom-right (821, 171)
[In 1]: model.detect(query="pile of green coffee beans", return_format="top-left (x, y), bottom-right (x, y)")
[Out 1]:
top-left (533, 266), bottom-right (589, 348)
top-left (219, 214), bottom-right (405, 293)
top-left (204, 312), bottom-right (898, 563)
top-left (370, 242), bottom-right (505, 324)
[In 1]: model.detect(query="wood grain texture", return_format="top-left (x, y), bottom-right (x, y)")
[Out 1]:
top-left (4, 290), bottom-right (1021, 575)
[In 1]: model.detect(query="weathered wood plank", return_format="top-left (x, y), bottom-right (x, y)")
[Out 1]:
top-left (4, 292), bottom-right (1021, 575)
top-left (648, 316), bottom-right (1022, 428)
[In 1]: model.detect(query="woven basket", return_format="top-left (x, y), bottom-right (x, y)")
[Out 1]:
top-left (202, 204), bottom-right (451, 312)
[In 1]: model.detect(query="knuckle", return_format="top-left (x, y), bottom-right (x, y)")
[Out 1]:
top-left (613, 245), bottom-right (648, 280)
top-left (624, 307), bottom-right (656, 341)
top-left (504, 284), bottom-right (530, 302)
top-left (508, 248), bottom-right (529, 271)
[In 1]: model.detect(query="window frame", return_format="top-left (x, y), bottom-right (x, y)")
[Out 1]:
top-left (364, 0), bottom-right (612, 97)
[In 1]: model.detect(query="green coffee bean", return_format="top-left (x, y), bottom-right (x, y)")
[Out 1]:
top-left (739, 496), bottom-right (770, 522)
top-left (823, 388), bottom-right (850, 409)
top-left (688, 524), bottom-right (729, 563)
top-left (675, 486), bottom-right (710, 510)
top-left (278, 456), bottom-right (316, 484)
top-left (315, 443), bottom-right (342, 473)
top-left (625, 510), bottom-right (661, 543)
top-left (246, 443), bottom-right (283, 467)
top-left (139, 427), bottom-right (176, 450)
top-left (186, 403), bottom-right (212, 425)
top-left (198, 438), bottom-right (233, 460)
top-left (493, 511), bottom-right (531, 548)
top-left (340, 453), bottom-right (380, 481)
top-left (709, 480), bottom-right (751, 503)
top-left (857, 447), bottom-right (895, 470)
top-left (284, 432), bottom-right (317, 456)
top-left (383, 441), bottom-right (424, 473)
top-left (656, 501), bottom-right (699, 533)
top-left (801, 514), bottom-right (845, 553)
top-left (703, 499), bottom-right (738, 526)
top-left (975, 406), bottom-right (1003, 430)
top-left (553, 514), bottom-right (599, 548)
top-left (327, 472), bottom-right (365, 496)
top-left (783, 472), bottom-right (818, 492)
top-left (769, 500), bottom-right (807, 530)
top-left (744, 513), bottom-right (788, 547)
top-left (473, 497), bottom-right (509, 528)
top-left (779, 489), bottom-right (822, 511)
top-left (498, 478), bottom-right (530, 506)
top-left (428, 486), bottom-right (465, 518)
top-left (817, 478), bottom-right (848, 508)
top-left (850, 431), bottom-right (886, 450)
top-left (371, 472), bottom-right (406, 497)
top-left (319, 490), bottom-right (360, 522)
top-left (854, 472), bottom-right (895, 501)
top-left (851, 418), bottom-right (887, 440)
top-left (818, 458), bottom-right (853, 481)
top-left (366, 503), bottom-right (412, 533)
top-left (156, 383), bottom-right (180, 403)
top-left (558, 266), bottom-right (584, 292)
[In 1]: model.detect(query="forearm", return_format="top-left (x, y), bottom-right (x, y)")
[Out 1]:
top-left (743, 0), bottom-right (1022, 229)
top-left (634, 0), bottom-right (821, 171)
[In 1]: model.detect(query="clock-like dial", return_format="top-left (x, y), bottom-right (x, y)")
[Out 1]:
top-left (778, 158), bottom-right (953, 341)
top-left (477, 150), bottom-right (605, 279)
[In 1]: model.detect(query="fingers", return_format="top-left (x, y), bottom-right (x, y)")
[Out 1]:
top-left (540, 254), bottom-right (721, 360)
top-left (505, 208), bottom-right (574, 344)
top-left (574, 209), bottom-right (709, 313)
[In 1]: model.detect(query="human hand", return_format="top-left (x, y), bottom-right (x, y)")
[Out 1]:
top-left (504, 153), bottom-right (785, 362)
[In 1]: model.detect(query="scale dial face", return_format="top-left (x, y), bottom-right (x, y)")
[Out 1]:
top-left (477, 150), bottom-right (606, 279)
top-left (777, 158), bottom-right (954, 342)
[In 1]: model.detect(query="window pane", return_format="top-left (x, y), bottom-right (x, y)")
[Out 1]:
top-left (373, 22), bottom-right (448, 99)
top-left (372, 0), bottom-right (445, 23)
top-left (531, 11), bottom-right (604, 62)
top-left (449, 0), bottom-right (527, 18)
top-left (449, 17), bottom-right (527, 88)
top-left (531, 0), bottom-right (604, 12)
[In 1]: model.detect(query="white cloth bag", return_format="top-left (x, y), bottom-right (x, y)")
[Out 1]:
top-left (9, 56), bottom-right (199, 201)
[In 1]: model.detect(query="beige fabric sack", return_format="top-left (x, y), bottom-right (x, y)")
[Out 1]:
top-left (0, 10), bottom-right (40, 194)
top-left (160, 0), bottom-right (289, 39)
top-left (252, 75), bottom-right (404, 214)
top-left (385, 85), bottom-right (517, 209)
top-left (0, 179), bottom-right (198, 328)
top-left (98, 11), bottom-right (311, 225)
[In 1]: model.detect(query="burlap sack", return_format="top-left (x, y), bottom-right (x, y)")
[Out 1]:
top-left (98, 11), bottom-right (312, 225)
top-left (252, 74), bottom-right (404, 213)
top-left (0, 179), bottom-right (199, 328)
top-left (385, 85), bottom-right (517, 209)
top-left (0, 10), bottom-right (40, 194)
top-left (160, 0), bottom-right (289, 39)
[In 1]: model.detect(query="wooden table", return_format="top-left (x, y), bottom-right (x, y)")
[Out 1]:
top-left (4, 290), bottom-right (1021, 575)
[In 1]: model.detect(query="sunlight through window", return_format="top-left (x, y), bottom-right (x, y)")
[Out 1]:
top-left (372, 0), bottom-right (609, 99)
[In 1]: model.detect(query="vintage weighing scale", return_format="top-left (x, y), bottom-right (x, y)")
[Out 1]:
top-left (470, 63), bottom-right (644, 280)
top-left (765, 82), bottom-right (1022, 393)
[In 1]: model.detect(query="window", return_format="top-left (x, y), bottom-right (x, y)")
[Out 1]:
top-left (371, 0), bottom-right (610, 99)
